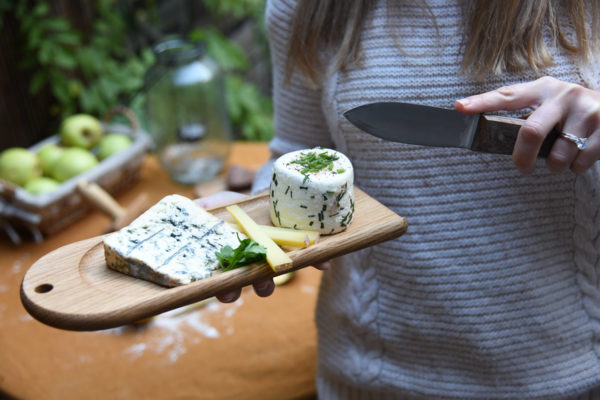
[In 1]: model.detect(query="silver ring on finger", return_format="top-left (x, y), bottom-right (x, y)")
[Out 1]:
top-left (560, 132), bottom-right (588, 150)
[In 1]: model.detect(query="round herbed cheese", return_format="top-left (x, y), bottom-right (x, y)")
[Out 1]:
top-left (269, 148), bottom-right (354, 234)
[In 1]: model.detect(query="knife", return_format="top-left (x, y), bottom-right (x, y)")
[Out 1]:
top-left (343, 102), bottom-right (561, 158)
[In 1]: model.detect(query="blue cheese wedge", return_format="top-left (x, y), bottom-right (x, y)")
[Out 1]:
top-left (270, 148), bottom-right (354, 235)
top-left (103, 194), bottom-right (244, 287)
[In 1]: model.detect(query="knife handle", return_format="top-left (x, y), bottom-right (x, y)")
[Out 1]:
top-left (473, 115), bottom-right (560, 158)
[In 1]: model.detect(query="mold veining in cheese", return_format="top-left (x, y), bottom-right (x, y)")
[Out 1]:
top-left (269, 148), bottom-right (354, 234)
top-left (103, 194), bottom-right (244, 287)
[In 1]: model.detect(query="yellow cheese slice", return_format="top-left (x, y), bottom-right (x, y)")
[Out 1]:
top-left (273, 272), bottom-right (295, 285)
top-left (228, 222), bottom-right (319, 248)
top-left (226, 205), bottom-right (293, 272)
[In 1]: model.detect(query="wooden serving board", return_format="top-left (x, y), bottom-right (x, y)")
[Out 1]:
top-left (21, 188), bottom-right (407, 331)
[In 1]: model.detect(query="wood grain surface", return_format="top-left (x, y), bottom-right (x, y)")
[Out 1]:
top-left (21, 188), bottom-right (407, 331)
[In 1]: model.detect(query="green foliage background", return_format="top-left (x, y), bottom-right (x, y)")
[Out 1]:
top-left (0, 0), bottom-right (273, 141)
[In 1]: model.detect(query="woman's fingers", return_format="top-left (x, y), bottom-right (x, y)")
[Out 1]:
top-left (455, 79), bottom-right (549, 113)
top-left (455, 79), bottom-right (554, 173)
top-left (572, 129), bottom-right (600, 173)
top-left (216, 265), bottom-right (332, 303)
top-left (215, 279), bottom-right (275, 303)
top-left (216, 289), bottom-right (242, 303)
top-left (253, 279), bottom-right (275, 297)
top-left (314, 261), bottom-right (331, 270)
top-left (512, 100), bottom-right (565, 174)
top-left (559, 89), bottom-right (600, 173)
top-left (456, 76), bottom-right (600, 174)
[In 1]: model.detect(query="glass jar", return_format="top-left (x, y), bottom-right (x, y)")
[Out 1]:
top-left (145, 37), bottom-right (232, 185)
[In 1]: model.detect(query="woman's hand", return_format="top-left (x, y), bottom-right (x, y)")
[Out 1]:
top-left (195, 191), bottom-right (275, 303)
top-left (455, 76), bottom-right (600, 175)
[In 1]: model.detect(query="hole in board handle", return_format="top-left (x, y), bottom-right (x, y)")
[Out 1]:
top-left (35, 284), bottom-right (54, 293)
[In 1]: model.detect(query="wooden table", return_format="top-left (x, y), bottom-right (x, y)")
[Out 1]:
top-left (0, 143), bottom-right (319, 400)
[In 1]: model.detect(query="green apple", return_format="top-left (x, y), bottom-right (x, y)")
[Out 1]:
top-left (37, 144), bottom-right (65, 176)
top-left (24, 177), bottom-right (60, 195)
top-left (59, 114), bottom-right (104, 149)
top-left (0, 147), bottom-right (42, 187)
top-left (51, 147), bottom-right (98, 182)
top-left (96, 133), bottom-right (132, 160)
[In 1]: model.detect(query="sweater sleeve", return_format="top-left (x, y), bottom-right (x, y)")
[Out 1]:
top-left (252, 0), bottom-right (334, 194)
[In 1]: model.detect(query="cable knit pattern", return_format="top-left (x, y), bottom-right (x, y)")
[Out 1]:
top-left (320, 248), bottom-right (384, 382)
top-left (574, 168), bottom-right (600, 359)
top-left (264, 0), bottom-right (600, 398)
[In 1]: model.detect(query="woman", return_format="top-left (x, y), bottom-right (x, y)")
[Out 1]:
top-left (207, 0), bottom-right (600, 398)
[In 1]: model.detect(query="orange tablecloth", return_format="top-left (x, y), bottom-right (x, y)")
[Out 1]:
top-left (0, 143), bottom-right (319, 400)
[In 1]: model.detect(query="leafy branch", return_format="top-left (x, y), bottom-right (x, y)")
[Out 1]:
top-left (2, 0), bottom-right (273, 141)
top-left (8, 1), bottom-right (154, 119)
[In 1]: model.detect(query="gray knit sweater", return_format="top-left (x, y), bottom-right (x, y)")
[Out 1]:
top-left (258, 0), bottom-right (600, 398)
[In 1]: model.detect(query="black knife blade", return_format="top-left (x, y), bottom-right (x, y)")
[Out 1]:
top-left (343, 102), bottom-right (560, 158)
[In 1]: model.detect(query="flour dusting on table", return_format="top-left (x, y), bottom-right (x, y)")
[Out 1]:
top-left (101, 297), bottom-right (244, 363)
top-left (11, 254), bottom-right (29, 274)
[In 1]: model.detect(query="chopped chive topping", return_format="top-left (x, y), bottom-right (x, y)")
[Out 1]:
top-left (337, 169), bottom-right (345, 173)
top-left (340, 210), bottom-right (353, 227)
top-left (309, 221), bottom-right (314, 226)
top-left (273, 200), bottom-right (281, 225)
top-left (327, 190), bottom-right (335, 194)
top-left (285, 186), bottom-right (290, 195)
top-left (291, 151), bottom-right (339, 182)
top-left (300, 205), bottom-right (308, 209)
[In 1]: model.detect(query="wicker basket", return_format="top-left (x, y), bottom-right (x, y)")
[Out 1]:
top-left (0, 106), bottom-right (152, 239)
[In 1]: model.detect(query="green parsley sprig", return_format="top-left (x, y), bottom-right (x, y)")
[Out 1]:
top-left (215, 234), bottom-right (267, 272)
